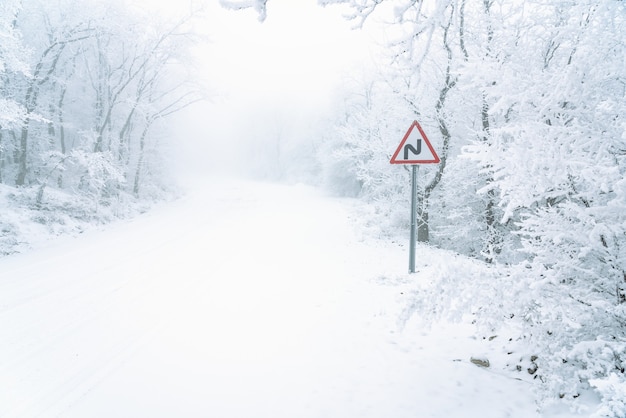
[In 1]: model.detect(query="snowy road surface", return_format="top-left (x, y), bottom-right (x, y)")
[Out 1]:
top-left (0, 179), bottom-right (548, 417)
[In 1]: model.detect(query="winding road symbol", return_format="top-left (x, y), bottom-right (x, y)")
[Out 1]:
top-left (390, 121), bottom-right (440, 165)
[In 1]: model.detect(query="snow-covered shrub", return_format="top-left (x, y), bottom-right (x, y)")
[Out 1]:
top-left (67, 149), bottom-right (125, 204)
top-left (590, 373), bottom-right (626, 418)
top-left (317, 137), bottom-right (363, 198)
top-left (317, 76), bottom-right (418, 234)
top-left (454, 1), bottom-right (626, 412)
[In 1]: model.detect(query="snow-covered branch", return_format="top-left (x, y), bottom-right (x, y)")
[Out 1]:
top-left (219, 0), bottom-right (268, 21)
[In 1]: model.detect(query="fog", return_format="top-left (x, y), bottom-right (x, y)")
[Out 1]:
top-left (170, 0), bottom-right (375, 180)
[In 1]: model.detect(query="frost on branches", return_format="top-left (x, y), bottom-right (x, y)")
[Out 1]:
top-left (311, 0), bottom-right (626, 415)
top-left (0, 0), bottom-right (29, 129)
top-left (219, 0), bottom-right (268, 21)
top-left (0, 0), bottom-right (203, 255)
top-left (460, 1), bottom-right (626, 415)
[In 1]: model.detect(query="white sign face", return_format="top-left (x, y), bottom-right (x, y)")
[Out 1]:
top-left (390, 121), bottom-right (440, 164)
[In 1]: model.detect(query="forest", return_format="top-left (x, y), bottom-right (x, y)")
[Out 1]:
top-left (0, 0), bottom-right (203, 254)
top-left (2, 0), bottom-right (625, 416)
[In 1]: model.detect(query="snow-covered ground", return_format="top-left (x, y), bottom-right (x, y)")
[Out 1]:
top-left (0, 178), bottom-right (596, 417)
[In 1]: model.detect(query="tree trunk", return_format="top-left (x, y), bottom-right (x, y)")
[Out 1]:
top-left (15, 119), bottom-right (30, 186)
top-left (415, 13), bottom-right (456, 243)
top-left (417, 203), bottom-right (429, 242)
top-left (479, 0), bottom-right (501, 263)
top-left (58, 86), bottom-right (67, 155)
top-left (15, 39), bottom-right (71, 185)
top-left (133, 121), bottom-right (151, 196)
top-left (481, 96), bottom-right (502, 263)
top-left (0, 131), bottom-right (4, 183)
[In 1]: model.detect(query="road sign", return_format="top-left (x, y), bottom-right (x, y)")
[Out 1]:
top-left (390, 120), bottom-right (441, 273)
top-left (390, 120), bottom-right (440, 164)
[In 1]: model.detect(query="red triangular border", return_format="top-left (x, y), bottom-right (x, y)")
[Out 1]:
top-left (390, 120), bottom-right (440, 164)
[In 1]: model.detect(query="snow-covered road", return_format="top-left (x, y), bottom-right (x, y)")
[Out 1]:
top-left (0, 179), bottom-right (549, 417)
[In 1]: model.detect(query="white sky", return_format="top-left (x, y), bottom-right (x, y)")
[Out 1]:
top-left (162, 0), bottom-right (378, 176)
top-left (201, 0), bottom-right (373, 105)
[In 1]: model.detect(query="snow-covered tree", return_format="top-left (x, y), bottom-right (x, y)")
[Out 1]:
top-left (0, 0), bottom-right (29, 184)
top-left (462, 1), bottom-right (626, 410)
top-left (0, 0), bottom-right (204, 197)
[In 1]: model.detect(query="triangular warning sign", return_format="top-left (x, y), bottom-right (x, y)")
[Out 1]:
top-left (390, 120), bottom-right (440, 164)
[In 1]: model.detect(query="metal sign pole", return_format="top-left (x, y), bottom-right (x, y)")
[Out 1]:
top-left (409, 164), bottom-right (418, 273)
